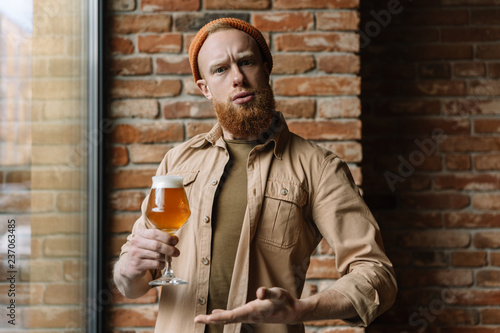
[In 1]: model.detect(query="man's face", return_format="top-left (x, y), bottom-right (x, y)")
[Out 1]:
top-left (196, 29), bottom-right (275, 139)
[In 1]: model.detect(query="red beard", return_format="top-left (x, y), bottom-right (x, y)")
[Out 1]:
top-left (213, 83), bottom-right (276, 139)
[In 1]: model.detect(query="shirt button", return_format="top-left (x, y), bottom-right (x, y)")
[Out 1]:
top-left (201, 257), bottom-right (209, 265)
top-left (203, 215), bottom-right (210, 223)
top-left (198, 297), bottom-right (206, 305)
top-left (281, 188), bottom-right (288, 196)
top-left (211, 179), bottom-right (218, 186)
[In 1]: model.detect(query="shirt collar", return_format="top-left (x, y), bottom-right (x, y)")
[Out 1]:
top-left (190, 112), bottom-right (290, 160)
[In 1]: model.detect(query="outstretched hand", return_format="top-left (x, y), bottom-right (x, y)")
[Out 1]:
top-left (194, 287), bottom-right (307, 325)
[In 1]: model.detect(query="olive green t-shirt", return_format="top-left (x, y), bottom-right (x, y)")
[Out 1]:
top-left (206, 140), bottom-right (256, 333)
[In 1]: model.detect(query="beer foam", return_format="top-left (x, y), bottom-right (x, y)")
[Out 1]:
top-left (152, 175), bottom-right (183, 188)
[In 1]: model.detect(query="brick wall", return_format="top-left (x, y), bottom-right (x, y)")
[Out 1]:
top-left (0, 0), bottom-right (89, 330)
top-left (104, 0), bottom-right (362, 332)
top-left (361, 0), bottom-right (500, 332)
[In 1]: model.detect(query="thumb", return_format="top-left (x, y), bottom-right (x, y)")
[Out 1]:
top-left (257, 287), bottom-right (281, 300)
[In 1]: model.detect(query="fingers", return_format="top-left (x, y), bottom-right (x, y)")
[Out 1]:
top-left (122, 229), bottom-right (181, 280)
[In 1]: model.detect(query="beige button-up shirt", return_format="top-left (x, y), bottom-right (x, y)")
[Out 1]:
top-left (119, 113), bottom-right (397, 333)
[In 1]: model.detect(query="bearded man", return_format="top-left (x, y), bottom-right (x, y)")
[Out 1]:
top-left (114, 18), bottom-right (397, 333)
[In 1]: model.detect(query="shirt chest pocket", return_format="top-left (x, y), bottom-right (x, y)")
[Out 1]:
top-left (255, 179), bottom-right (308, 250)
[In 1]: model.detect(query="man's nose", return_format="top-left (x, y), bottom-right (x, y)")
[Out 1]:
top-left (231, 66), bottom-right (247, 87)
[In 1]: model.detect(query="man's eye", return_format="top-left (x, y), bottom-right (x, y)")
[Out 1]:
top-left (216, 68), bottom-right (225, 74)
top-left (241, 60), bottom-right (252, 66)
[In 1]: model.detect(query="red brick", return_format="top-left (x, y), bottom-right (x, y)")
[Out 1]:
top-left (488, 63), bottom-right (500, 78)
top-left (274, 76), bottom-right (360, 96)
top-left (305, 257), bottom-right (339, 279)
top-left (275, 98), bottom-right (316, 118)
top-left (138, 34), bottom-right (182, 53)
top-left (274, 0), bottom-right (358, 9)
top-left (316, 238), bottom-right (335, 255)
top-left (492, 253), bottom-right (500, 266)
top-left (445, 154), bottom-right (471, 171)
top-left (111, 122), bottom-right (184, 144)
top-left (470, 79), bottom-right (500, 96)
top-left (433, 309), bottom-right (479, 326)
top-left (473, 193), bottom-right (500, 210)
top-left (109, 57), bottom-right (152, 76)
top-left (445, 212), bottom-right (500, 228)
top-left (443, 99), bottom-right (500, 116)
top-left (44, 283), bottom-right (82, 304)
top-left (440, 137), bottom-right (500, 152)
top-left (448, 289), bottom-right (500, 306)
top-left (401, 80), bottom-right (466, 96)
top-left (475, 154), bottom-right (500, 170)
top-left (141, 0), bottom-right (199, 11)
top-left (412, 251), bottom-right (448, 267)
top-left (110, 79), bottom-right (182, 98)
top-left (25, 307), bottom-right (80, 328)
top-left (317, 54), bottom-right (360, 74)
top-left (454, 63), bottom-right (486, 77)
top-left (401, 193), bottom-right (470, 210)
top-left (110, 213), bottom-right (139, 233)
top-left (109, 99), bottom-right (159, 119)
top-left (404, 45), bottom-right (472, 61)
top-left (184, 77), bottom-right (204, 96)
top-left (109, 190), bottom-right (146, 211)
top-left (156, 55), bottom-right (191, 74)
top-left (399, 231), bottom-right (470, 248)
top-left (162, 100), bottom-right (214, 119)
top-left (477, 45), bottom-right (500, 59)
top-left (272, 54), bottom-right (315, 74)
top-left (107, 0), bottom-right (136, 11)
top-left (318, 97), bottom-right (361, 118)
top-left (477, 270), bottom-right (500, 287)
top-left (471, 9), bottom-right (500, 24)
top-left (474, 232), bottom-right (500, 248)
top-left (274, 33), bottom-right (358, 52)
top-left (419, 63), bottom-right (451, 79)
top-left (109, 14), bottom-right (172, 34)
top-left (435, 174), bottom-right (500, 191)
top-left (109, 36), bottom-right (135, 54)
top-left (398, 269), bottom-right (473, 287)
top-left (110, 168), bottom-right (157, 189)
top-left (442, 28), bottom-right (500, 42)
top-left (451, 251), bottom-right (487, 267)
top-left (253, 12), bottom-right (313, 32)
top-left (128, 144), bottom-right (173, 164)
top-left (109, 305), bottom-right (158, 327)
top-left (482, 309), bottom-right (500, 324)
top-left (475, 119), bottom-right (500, 133)
top-left (205, 0), bottom-right (270, 9)
top-left (288, 120), bottom-right (361, 140)
top-left (186, 121), bottom-right (217, 138)
top-left (112, 287), bottom-right (158, 304)
top-left (317, 11), bottom-right (359, 31)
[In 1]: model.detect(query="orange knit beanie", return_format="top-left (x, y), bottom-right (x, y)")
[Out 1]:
top-left (188, 18), bottom-right (273, 82)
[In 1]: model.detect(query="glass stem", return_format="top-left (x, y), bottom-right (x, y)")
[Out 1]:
top-left (165, 255), bottom-right (174, 278)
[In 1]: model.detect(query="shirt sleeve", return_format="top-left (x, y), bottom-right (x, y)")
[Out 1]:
top-left (311, 155), bottom-right (398, 326)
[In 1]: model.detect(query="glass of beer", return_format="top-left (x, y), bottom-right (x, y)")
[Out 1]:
top-left (146, 175), bottom-right (191, 286)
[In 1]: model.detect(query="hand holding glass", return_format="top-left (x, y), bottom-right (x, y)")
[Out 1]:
top-left (146, 175), bottom-right (191, 286)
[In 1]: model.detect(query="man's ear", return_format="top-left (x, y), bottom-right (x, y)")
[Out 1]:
top-left (196, 79), bottom-right (212, 100)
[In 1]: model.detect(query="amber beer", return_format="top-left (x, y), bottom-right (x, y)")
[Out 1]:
top-left (146, 175), bottom-right (191, 234)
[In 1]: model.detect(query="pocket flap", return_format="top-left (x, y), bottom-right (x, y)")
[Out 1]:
top-left (264, 179), bottom-right (308, 207)
top-left (167, 170), bottom-right (199, 186)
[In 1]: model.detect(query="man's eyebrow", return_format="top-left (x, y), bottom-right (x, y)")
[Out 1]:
top-left (208, 51), bottom-right (258, 71)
